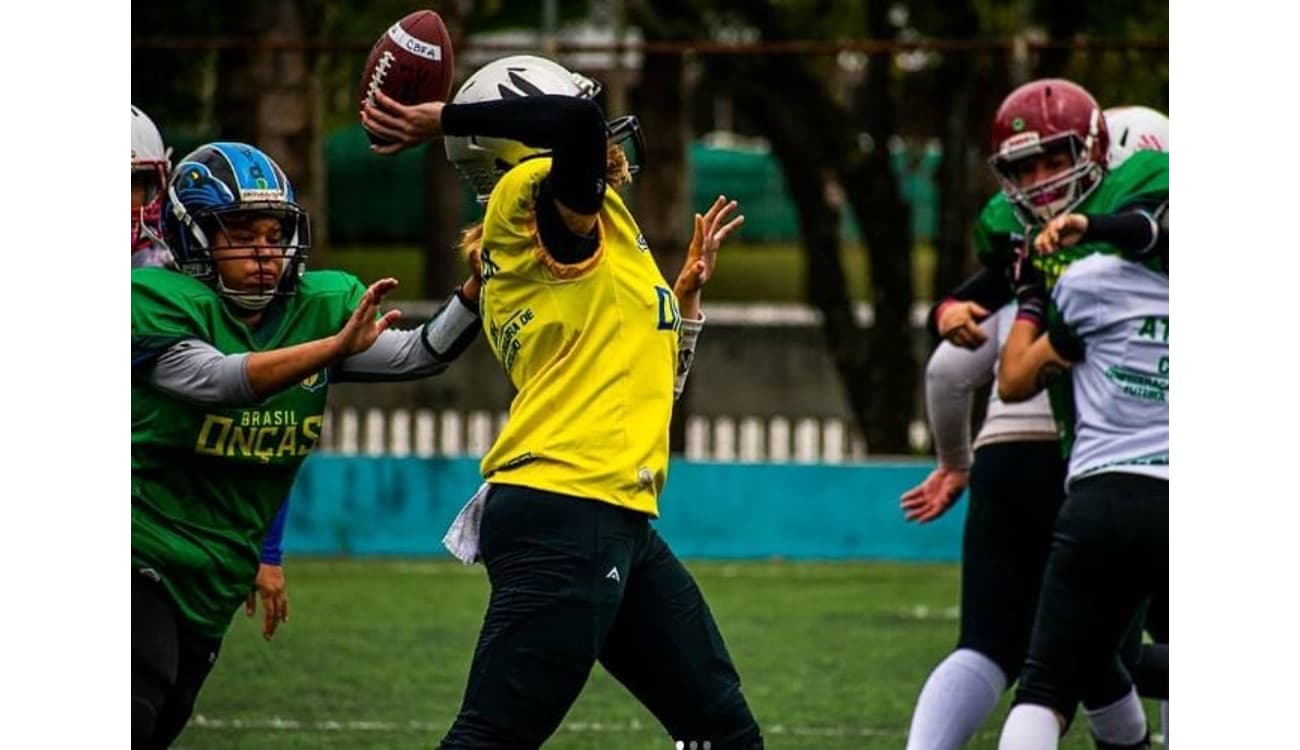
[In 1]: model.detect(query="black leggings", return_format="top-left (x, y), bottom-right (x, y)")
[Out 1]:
top-left (439, 484), bottom-right (763, 750)
top-left (1014, 473), bottom-right (1169, 720)
top-left (959, 443), bottom-right (1155, 707)
top-left (132, 572), bottom-right (222, 749)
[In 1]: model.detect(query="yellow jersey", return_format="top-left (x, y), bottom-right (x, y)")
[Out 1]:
top-left (477, 157), bottom-right (681, 517)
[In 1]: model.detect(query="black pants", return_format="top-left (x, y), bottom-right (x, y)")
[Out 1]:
top-left (440, 484), bottom-right (762, 750)
top-left (132, 572), bottom-right (223, 750)
top-left (960, 443), bottom-right (1148, 708)
top-left (959, 441), bottom-right (1068, 679)
top-left (1013, 472), bottom-right (1169, 720)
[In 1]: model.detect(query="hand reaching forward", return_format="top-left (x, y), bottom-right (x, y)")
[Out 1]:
top-left (334, 278), bottom-right (403, 358)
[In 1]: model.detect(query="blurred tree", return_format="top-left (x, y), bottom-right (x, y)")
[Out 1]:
top-left (838, 0), bottom-right (917, 454)
top-left (699, 0), bottom-right (917, 452)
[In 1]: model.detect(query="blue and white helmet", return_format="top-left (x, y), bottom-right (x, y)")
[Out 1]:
top-left (161, 142), bottom-right (310, 310)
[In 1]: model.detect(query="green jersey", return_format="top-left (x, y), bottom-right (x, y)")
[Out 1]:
top-left (131, 267), bottom-right (364, 638)
top-left (973, 150), bottom-right (1169, 285)
top-left (971, 150), bottom-right (1169, 457)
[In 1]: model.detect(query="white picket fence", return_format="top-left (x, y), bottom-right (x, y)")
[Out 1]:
top-left (318, 408), bottom-right (930, 463)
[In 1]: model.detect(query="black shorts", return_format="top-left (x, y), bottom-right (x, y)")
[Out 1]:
top-left (133, 571), bottom-right (223, 750)
top-left (1013, 472), bottom-right (1169, 719)
top-left (439, 483), bottom-right (762, 750)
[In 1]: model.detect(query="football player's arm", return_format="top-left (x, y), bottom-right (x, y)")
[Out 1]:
top-left (140, 278), bottom-right (402, 403)
top-left (925, 316), bottom-right (999, 470)
top-left (442, 95), bottom-right (608, 261)
top-left (898, 318), bottom-right (996, 523)
top-left (927, 269), bottom-right (1014, 339)
top-left (334, 287), bottom-right (481, 382)
top-left (673, 314), bottom-right (705, 401)
top-left (1035, 198), bottom-right (1168, 265)
top-left (260, 500), bottom-right (288, 566)
top-left (141, 337), bottom-right (346, 405)
top-left (993, 319), bottom-right (1076, 402)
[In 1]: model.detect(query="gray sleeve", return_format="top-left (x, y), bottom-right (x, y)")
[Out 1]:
top-left (925, 316), bottom-right (998, 470)
top-left (674, 314), bottom-right (705, 401)
top-left (148, 339), bottom-right (258, 405)
top-left (335, 291), bottom-right (480, 382)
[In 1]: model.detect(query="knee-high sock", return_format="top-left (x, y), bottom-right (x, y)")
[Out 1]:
top-left (905, 648), bottom-right (1008, 750)
top-left (999, 704), bottom-right (1061, 750)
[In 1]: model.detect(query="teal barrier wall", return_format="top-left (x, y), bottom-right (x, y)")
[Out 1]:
top-left (284, 456), bottom-right (967, 561)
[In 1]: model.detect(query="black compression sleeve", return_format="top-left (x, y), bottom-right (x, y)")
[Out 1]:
top-left (926, 267), bottom-right (1015, 337)
top-left (1082, 211), bottom-right (1159, 257)
top-left (442, 96), bottom-right (608, 214)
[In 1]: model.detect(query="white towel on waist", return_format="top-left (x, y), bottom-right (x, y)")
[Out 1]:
top-left (442, 482), bottom-right (490, 564)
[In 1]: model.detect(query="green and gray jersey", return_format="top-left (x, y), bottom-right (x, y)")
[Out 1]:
top-left (972, 150), bottom-right (1168, 454)
top-left (1052, 254), bottom-right (1168, 486)
top-left (132, 268), bottom-right (364, 638)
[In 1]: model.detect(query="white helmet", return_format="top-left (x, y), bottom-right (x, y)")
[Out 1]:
top-left (1104, 106), bottom-right (1169, 168)
top-left (132, 105), bottom-right (173, 254)
top-left (444, 55), bottom-right (642, 203)
top-left (132, 105), bottom-right (169, 167)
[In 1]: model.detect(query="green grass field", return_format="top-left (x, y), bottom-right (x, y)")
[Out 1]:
top-left (177, 559), bottom-right (1159, 749)
top-left (325, 243), bottom-right (939, 303)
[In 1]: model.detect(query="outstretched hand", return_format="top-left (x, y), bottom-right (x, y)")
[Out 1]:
top-left (361, 90), bottom-right (445, 156)
top-left (900, 466), bottom-right (969, 523)
top-left (675, 195), bottom-right (744, 298)
top-left (334, 278), bottom-right (402, 357)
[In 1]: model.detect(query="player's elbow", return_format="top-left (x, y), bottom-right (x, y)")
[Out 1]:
top-left (997, 371), bottom-right (1036, 404)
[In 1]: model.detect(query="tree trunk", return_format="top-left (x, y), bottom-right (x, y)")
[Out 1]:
top-left (837, 2), bottom-right (916, 454)
top-left (930, 2), bottom-right (983, 298)
top-left (723, 55), bottom-right (873, 441)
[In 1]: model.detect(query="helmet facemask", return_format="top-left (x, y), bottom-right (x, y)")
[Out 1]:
top-left (990, 112), bottom-right (1106, 227)
top-left (171, 198), bottom-right (311, 312)
top-left (132, 161), bottom-right (170, 252)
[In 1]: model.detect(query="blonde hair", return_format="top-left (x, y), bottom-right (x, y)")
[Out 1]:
top-left (458, 143), bottom-right (634, 265)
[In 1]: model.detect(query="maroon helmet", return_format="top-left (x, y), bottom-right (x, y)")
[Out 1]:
top-left (988, 78), bottom-right (1109, 225)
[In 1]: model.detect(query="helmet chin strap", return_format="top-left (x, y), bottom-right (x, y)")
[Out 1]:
top-left (216, 279), bottom-right (276, 312)
top-left (214, 258), bottom-right (288, 312)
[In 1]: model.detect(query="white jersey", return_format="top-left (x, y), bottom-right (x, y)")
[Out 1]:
top-left (1052, 254), bottom-right (1168, 485)
top-left (973, 306), bottom-right (1057, 449)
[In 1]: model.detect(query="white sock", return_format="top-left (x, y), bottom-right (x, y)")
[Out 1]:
top-left (999, 704), bottom-right (1061, 750)
top-left (1160, 701), bottom-right (1168, 748)
top-left (905, 648), bottom-right (1008, 750)
top-left (1085, 687), bottom-right (1147, 745)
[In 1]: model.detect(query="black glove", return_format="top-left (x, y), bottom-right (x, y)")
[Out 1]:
top-left (1009, 254), bottom-right (1048, 328)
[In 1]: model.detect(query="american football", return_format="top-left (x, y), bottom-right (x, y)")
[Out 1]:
top-left (358, 10), bottom-right (455, 145)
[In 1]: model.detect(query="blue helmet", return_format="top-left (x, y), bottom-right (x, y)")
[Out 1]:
top-left (161, 142), bottom-right (310, 311)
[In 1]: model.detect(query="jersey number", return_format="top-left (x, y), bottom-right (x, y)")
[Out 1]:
top-left (655, 286), bottom-right (681, 332)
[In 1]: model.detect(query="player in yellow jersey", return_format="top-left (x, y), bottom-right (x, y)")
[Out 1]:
top-left (363, 55), bottom-right (762, 749)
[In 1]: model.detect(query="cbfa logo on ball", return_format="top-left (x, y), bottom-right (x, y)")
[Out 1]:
top-left (387, 23), bottom-right (442, 61)
top-left (301, 369), bottom-right (329, 392)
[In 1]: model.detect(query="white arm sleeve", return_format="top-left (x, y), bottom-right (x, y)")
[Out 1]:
top-left (925, 315), bottom-right (999, 470)
top-left (674, 313), bottom-right (705, 401)
top-left (147, 339), bottom-right (258, 405)
top-left (335, 291), bottom-right (480, 382)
